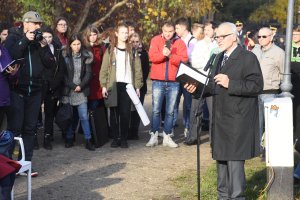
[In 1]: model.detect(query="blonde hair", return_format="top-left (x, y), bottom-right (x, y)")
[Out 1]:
top-left (82, 25), bottom-right (102, 48)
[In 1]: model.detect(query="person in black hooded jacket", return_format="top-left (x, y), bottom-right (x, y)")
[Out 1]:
top-left (40, 26), bottom-right (66, 150)
top-left (4, 11), bottom-right (55, 176)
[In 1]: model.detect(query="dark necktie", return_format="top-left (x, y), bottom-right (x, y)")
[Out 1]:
top-left (221, 55), bottom-right (228, 68)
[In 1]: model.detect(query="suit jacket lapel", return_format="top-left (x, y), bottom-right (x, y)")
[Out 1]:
top-left (220, 46), bottom-right (243, 73)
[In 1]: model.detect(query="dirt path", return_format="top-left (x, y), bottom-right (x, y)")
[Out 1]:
top-left (13, 82), bottom-right (214, 200)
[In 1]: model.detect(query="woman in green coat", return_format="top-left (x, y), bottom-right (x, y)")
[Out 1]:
top-left (100, 22), bottom-right (143, 148)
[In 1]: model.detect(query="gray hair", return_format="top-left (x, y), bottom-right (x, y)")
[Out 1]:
top-left (259, 27), bottom-right (273, 35)
top-left (218, 22), bottom-right (239, 43)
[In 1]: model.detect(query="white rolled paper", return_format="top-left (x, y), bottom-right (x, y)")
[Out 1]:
top-left (126, 84), bottom-right (150, 126)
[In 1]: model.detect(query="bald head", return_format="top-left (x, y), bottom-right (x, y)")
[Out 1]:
top-left (258, 27), bottom-right (273, 48)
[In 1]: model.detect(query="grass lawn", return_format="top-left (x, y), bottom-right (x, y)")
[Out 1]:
top-left (172, 157), bottom-right (267, 200)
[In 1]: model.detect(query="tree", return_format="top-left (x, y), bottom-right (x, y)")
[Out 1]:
top-left (249, 0), bottom-right (300, 30)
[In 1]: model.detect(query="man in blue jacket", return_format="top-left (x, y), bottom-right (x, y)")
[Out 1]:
top-left (5, 11), bottom-right (55, 177)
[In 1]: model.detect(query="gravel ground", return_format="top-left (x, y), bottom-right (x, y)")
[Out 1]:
top-left (13, 82), bottom-right (213, 200)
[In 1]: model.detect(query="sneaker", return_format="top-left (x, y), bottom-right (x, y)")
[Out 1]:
top-left (183, 128), bottom-right (189, 137)
top-left (146, 131), bottom-right (158, 147)
top-left (163, 132), bottom-right (178, 148)
top-left (158, 129), bottom-right (174, 137)
top-left (19, 169), bottom-right (38, 177)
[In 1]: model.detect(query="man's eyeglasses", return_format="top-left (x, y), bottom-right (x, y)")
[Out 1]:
top-left (257, 35), bottom-right (271, 39)
top-left (214, 33), bottom-right (233, 40)
top-left (236, 24), bottom-right (242, 27)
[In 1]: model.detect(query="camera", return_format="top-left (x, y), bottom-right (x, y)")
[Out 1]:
top-left (32, 29), bottom-right (43, 42)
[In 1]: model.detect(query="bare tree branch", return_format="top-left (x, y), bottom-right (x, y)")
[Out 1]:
top-left (73, 0), bottom-right (96, 33)
top-left (92, 0), bottom-right (129, 28)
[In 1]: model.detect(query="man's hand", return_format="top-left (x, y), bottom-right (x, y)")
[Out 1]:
top-left (26, 31), bottom-right (35, 41)
top-left (214, 74), bottom-right (229, 88)
top-left (74, 86), bottom-right (81, 92)
top-left (162, 46), bottom-right (171, 57)
top-left (184, 83), bottom-right (197, 93)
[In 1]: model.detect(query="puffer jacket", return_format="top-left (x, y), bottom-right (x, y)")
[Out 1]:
top-left (4, 27), bottom-right (56, 96)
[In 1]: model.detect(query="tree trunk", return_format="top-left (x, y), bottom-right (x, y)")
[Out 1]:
top-left (73, 0), bottom-right (96, 33)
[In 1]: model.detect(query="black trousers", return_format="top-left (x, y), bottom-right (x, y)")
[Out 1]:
top-left (44, 92), bottom-right (59, 137)
top-left (7, 91), bottom-right (42, 161)
top-left (217, 160), bottom-right (246, 200)
top-left (110, 83), bottom-right (131, 141)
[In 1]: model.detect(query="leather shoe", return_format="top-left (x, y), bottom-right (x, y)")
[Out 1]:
top-left (184, 140), bottom-right (197, 146)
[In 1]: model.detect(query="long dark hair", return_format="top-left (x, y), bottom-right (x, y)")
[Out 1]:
top-left (67, 33), bottom-right (83, 55)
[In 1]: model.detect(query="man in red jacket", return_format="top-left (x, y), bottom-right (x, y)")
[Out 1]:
top-left (146, 21), bottom-right (188, 148)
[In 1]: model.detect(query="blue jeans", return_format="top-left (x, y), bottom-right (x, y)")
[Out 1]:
top-left (151, 81), bottom-right (180, 134)
top-left (258, 94), bottom-right (277, 148)
top-left (173, 85), bottom-right (192, 129)
top-left (66, 102), bottom-right (91, 140)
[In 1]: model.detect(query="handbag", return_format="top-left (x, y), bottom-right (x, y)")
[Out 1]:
top-left (55, 103), bottom-right (73, 131)
top-left (0, 130), bottom-right (14, 157)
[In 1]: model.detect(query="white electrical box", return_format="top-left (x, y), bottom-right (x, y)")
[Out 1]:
top-left (264, 97), bottom-right (294, 167)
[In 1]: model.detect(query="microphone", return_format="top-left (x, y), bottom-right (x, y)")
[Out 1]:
top-left (204, 53), bottom-right (217, 72)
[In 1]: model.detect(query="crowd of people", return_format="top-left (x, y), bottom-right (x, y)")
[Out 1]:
top-left (0, 9), bottom-right (300, 200)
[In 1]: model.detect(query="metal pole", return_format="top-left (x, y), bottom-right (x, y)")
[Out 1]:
top-left (279, 0), bottom-right (294, 97)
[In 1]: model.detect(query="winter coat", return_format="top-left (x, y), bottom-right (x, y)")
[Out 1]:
top-left (196, 46), bottom-right (263, 161)
top-left (0, 45), bottom-right (12, 106)
top-left (100, 46), bottom-right (143, 107)
top-left (136, 48), bottom-right (150, 94)
top-left (62, 49), bottom-right (93, 97)
top-left (149, 34), bottom-right (188, 81)
top-left (88, 44), bottom-right (106, 100)
top-left (4, 27), bottom-right (56, 96)
top-left (42, 41), bottom-right (66, 99)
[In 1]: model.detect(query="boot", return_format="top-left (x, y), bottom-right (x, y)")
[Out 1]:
top-left (33, 133), bottom-right (40, 150)
top-left (43, 134), bottom-right (53, 150)
top-left (85, 139), bottom-right (95, 151)
top-left (65, 139), bottom-right (74, 148)
top-left (146, 131), bottom-right (158, 147)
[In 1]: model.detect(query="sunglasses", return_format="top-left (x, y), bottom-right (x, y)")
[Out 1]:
top-left (214, 33), bottom-right (233, 40)
top-left (257, 35), bottom-right (271, 39)
top-left (236, 24), bottom-right (242, 27)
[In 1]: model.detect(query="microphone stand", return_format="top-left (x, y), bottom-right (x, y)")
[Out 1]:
top-left (191, 58), bottom-right (215, 200)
